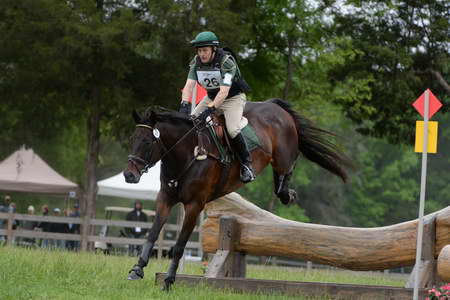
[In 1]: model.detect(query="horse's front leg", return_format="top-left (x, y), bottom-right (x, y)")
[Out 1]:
top-left (128, 193), bottom-right (173, 280)
top-left (163, 201), bottom-right (204, 291)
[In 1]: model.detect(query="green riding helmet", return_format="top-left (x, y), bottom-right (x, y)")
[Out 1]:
top-left (190, 31), bottom-right (220, 48)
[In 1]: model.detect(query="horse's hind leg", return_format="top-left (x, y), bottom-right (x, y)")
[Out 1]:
top-left (273, 168), bottom-right (297, 205)
top-left (163, 201), bottom-right (204, 291)
top-left (270, 117), bottom-right (299, 205)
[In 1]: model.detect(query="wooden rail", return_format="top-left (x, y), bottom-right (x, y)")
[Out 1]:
top-left (155, 273), bottom-right (427, 300)
top-left (0, 212), bottom-right (201, 255)
top-left (202, 193), bottom-right (450, 270)
top-left (201, 193), bottom-right (450, 290)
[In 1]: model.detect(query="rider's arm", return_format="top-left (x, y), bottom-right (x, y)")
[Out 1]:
top-left (210, 56), bottom-right (237, 108)
top-left (210, 86), bottom-right (230, 108)
top-left (181, 79), bottom-right (196, 103)
top-left (181, 57), bottom-right (198, 104)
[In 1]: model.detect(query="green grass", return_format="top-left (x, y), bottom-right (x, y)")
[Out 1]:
top-left (0, 247), bottom-right (406, 300)
top-left (247, 264), bottom-right (406, 287)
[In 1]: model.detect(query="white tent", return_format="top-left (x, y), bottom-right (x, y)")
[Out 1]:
top-left (97, 162), bottom-right (161, 200)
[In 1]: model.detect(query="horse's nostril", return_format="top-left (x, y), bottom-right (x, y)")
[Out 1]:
top-left (124, 171), bottom-right (134, 182)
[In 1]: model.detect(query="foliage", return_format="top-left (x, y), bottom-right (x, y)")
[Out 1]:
top-left (327, 0), bottom-right (450, 143)
top-left (0, 0), bottom-right (449, 228)
top-left (427, 283), bottom-right (450, 300)
top-left (345, 137), bottom-right (420, 226)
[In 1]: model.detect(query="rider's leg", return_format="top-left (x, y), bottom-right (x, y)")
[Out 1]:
top-left (221, 93), bottom-right (255, 183)
top-left (231, 133), bottom-right (255, 183)
top-left (191, 96), bottom-right (211, 117)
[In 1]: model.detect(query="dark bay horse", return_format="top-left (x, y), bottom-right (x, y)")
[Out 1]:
top-left (123, 98), bottom-right (351, 290)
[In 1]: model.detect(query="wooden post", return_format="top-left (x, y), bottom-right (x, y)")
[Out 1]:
top-left (81, 216), bottom-right (90, 251)
top-left (176, 204), bottom-right (186, 272)
top-left (6, 212), bottom-right (13, 246)
top-left (406, 215), bottom-right (437, 289)
top-left (205, 216), bottom-right (246, 278)
top-left (157, 225), bottom-right (164, 260)
top-left (198, 211), bottom-right (204, 259)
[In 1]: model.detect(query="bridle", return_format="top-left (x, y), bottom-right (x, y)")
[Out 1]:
top-left (127, 124), bottom-right (166, 175)
top-left (128, 123), bottom-right (198, 176)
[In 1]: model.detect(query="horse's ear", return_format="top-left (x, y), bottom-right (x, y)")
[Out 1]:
top-left (148, 110), bottom-right (157, 126)
top-left (132, 109), bottom-right (141, 124)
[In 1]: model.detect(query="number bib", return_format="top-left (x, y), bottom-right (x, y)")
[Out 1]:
top-left (197, 70), bottom-right (221, 90)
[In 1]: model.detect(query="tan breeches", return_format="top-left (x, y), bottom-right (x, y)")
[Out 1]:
top-left (192, 93), bottom-right (247, 138)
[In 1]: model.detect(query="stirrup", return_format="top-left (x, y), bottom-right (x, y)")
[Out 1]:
top-left (194, 146), bottom-right (207, 160)
top-left (240, 164), bottom-right (256, 183)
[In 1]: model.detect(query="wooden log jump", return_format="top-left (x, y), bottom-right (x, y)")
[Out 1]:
top-left (201, 193), bottom-right (450, 274)
top-left (438, 245), bottom-right (450, 282)
top-left (155, 272), bottom-right (427, 300)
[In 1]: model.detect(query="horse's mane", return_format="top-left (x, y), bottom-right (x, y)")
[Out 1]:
top-left (142, 107), bottom-right (193, 126)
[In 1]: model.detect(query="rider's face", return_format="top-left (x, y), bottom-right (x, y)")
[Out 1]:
top-left (197, 47), bottom-right (214, 63)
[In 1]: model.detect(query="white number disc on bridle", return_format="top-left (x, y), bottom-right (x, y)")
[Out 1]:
top-left (153, 128), bottom-right (160, 139)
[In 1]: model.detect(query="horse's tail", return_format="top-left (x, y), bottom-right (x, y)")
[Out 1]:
top-left (269, 98), bottom-right (351, 182)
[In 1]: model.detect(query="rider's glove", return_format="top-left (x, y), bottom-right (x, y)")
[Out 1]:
top-left (179, 101), bottom-right (191, 115)
top-left (197, 107), bottom-right (215, 122)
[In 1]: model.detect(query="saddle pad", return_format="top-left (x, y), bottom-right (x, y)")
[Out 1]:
top-left (241, 124), bottom-right (261, 152)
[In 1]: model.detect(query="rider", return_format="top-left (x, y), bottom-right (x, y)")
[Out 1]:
top-left (179, 31), bottom-right (255, 183)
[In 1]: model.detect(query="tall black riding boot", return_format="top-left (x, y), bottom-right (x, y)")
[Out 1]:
top-left (231, 133), bottom-right (256, 183)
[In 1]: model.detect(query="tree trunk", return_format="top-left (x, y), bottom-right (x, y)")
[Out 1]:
top-left (282, 37), bottom-right (295, 100)
top-left (428, 69), bottom-right (450, 95)
top-left (84, 91), bottom-right (101, 220)
top-left (202, 193), bottom-right (450, 271)
top-left (267, 194), bottom-right (277, 213)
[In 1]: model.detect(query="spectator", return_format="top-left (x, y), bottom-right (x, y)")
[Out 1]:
top-left (9, 202), bottom-right (19, 229)
top-left (37, 204), bottom-right (51, 248)
top-left (125, 200), bottom-right (148, 256)
top-left (0, 195), bottom-right (11, 211)
top-left (49, 208), bottom-right (68, 249)
top-left (20, 205), bottom-right (38, 247)
top-left (66, 203), bottom-right (81, 251)
top-left (0, 195), bottom-right (12, 243)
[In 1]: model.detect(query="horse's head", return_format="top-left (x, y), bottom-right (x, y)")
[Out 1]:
top-left (124, 109), bottom-right (164, 183)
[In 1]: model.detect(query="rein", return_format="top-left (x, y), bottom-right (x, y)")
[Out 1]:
top-left (128, 122), bottom-right (202, 183)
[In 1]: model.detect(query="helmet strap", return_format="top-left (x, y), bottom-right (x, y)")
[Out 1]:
top-left (210, 46), bottom-right (217, 63)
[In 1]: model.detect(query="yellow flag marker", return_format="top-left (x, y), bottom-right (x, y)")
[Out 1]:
top-left (415, 121), bottom-right (438, 153)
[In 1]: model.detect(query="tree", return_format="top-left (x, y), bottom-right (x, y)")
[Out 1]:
top-left (327, 0), bottom-right (450, 143)
top-left (0, 0), bottom-right (153, 218)
top-left (0, 0), bottom-right (256, 220)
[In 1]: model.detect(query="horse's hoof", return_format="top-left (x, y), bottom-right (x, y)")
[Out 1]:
top-left (127, 265), bottom-right (144, 280)
top-left (279, 189), bottom-right (297, 205)
top-left (288, 189), bottom-right (297, 203)
top-left (162, 278), bottom-right (174, 292)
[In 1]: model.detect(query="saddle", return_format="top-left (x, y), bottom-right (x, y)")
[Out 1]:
top-left (196, 114), bottom-right (234, 165)
top-left (195, 113), bottom-right (260, 165)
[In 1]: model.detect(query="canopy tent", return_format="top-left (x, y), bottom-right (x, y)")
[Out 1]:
top-left (97, 162), bottom-right (161, 200)
top-left (0, 147), bottom-right (78, 195)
